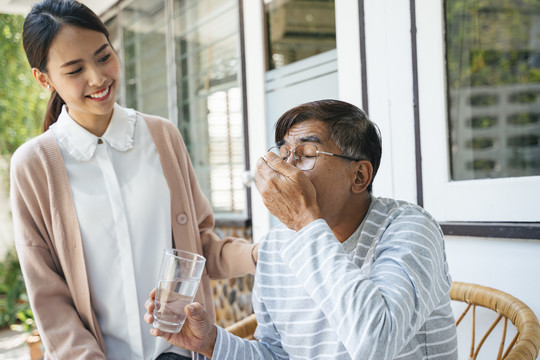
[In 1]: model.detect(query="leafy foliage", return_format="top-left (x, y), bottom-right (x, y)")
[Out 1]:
top-left (10, 307), bottom-right (35, 333)
top-left (445, 0), bottom-right (540, 88)
top-left (0, 247), bottom-right (31, 329)
top-left (0, 14), bottom-right (44, 333)
top-left (0, 14), bottom-right (47, 155)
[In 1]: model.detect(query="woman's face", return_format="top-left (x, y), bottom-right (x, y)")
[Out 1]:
top-left (38, 24), bottom-right (120, 135)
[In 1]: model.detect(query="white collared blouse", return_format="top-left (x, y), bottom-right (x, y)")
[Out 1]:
top-left (50, 104), bottom-right (189, 359)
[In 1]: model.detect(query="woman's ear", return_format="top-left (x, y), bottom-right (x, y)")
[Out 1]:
top-left (351, 161), bottom-right (373, 194)
top-left (32, 68), bottom-right (53, 92)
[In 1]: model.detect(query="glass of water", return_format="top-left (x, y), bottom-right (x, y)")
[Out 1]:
top-left (153, 249), bottom-right (206, 333)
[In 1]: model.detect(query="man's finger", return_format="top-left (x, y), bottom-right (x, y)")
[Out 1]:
top-left (255, 156), bottom-right (280, 190)
top-left (145, 298), bottom-right (155, 312)
top-left (256, 156), bottom-right (269, 173)
top-left (185, 302), bottom-right (207, 322)
top-left (264, 152), bottom-right (301, 180)
top-left (144, 313), bottom-right (154, 324)
top-left (264, 151), bottom-right (286, 169)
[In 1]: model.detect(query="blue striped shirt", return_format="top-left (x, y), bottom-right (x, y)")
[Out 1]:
top-left (206, 197), bottom-right (458, 359)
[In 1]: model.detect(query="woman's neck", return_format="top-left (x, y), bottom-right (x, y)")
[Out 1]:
top-left (67, 107), bottom-right (114, 137)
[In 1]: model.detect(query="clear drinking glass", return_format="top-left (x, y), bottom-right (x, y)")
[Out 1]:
top-left (153, 249), bottom-right (206, 333)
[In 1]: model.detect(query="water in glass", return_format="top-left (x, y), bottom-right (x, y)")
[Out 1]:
top-left (153, 277), bottom-right (200, 333)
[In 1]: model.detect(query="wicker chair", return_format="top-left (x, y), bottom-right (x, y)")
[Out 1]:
top-left (225, 313), bottom-right (257, 340)
top-left (451, 281), bottom-right (540, 360)
top-left (226, 282), bottom-right (540, 359)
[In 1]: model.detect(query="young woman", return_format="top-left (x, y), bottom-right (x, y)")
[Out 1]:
top-left (10, 1), bottom-right (256, 359)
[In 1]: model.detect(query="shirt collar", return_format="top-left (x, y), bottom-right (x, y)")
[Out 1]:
top-left (51, 103), bottom-right (137, 161)
top-left (342, 195), bottom-right (375, 253)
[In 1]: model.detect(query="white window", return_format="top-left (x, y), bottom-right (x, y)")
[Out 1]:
top-left (172, 0), bottom-right (246, 219)
top-left (416, 0), bottom-right (540, 223)
top-left (105, 0), bottom-right (249, 220)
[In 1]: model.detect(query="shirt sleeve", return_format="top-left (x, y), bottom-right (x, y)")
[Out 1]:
top-left (280, 211), bottom-right (451, 359)
top-left (210, 324), bottom-right (288, 360)
top-left (208, 271), bottom-right (289, 359)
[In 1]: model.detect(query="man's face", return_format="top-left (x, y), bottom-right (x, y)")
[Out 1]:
top-left (278, 120), bottom-right (357, 227)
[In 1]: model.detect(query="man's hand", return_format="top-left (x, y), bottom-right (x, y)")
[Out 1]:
top-left (144, 289), bottom-right (217, 358)
top-left (255, 152), bottom-right (322, 231)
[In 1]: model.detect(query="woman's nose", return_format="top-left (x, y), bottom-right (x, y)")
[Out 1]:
top-left (88, 66), bottom-right (106, 87)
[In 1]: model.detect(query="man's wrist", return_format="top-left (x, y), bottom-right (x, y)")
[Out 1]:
top-left (292, 210), bottom-right (322, 232)
top-left (200, 325), bottom-right (218, 358)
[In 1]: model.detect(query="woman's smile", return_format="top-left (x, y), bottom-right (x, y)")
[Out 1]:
top-left (87, 84), bottom-right (112, 101)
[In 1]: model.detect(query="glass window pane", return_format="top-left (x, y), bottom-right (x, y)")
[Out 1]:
top-left (105, 15), bottom-right (125, 105)
top-left (445, 0), bottom-right (540, 180)
top-left (122, 0), bottom-right (168, 118)
top-left (174, 0), bottom-right (245, 217)
top-left (264, 0), bottom-right (336, 70)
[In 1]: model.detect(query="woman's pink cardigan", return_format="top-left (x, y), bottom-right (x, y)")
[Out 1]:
top-left (10, 113), bottom-right (256, 359)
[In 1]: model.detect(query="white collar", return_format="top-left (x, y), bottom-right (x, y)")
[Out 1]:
top-left (51, 103), bottom-right (137, 161)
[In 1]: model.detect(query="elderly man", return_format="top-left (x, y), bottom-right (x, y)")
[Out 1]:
top-left (145, 99), bottom-right (458, 359)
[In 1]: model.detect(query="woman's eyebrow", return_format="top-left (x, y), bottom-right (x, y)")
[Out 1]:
top-left (60, 43), bottom-right (109, 68)
top-left (94, 43), bottom-right (109, 55)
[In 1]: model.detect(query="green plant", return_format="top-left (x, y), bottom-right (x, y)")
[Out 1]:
top-left (0, 13), bottom-right (47, 156)
top-left (0, 247), bottom-right (32, 330)
top-left (10, 306), bottom-right (35, 333)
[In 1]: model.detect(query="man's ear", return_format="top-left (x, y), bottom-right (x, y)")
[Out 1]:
top-left (351, 161), bottom-right (373, 194)
top-left (32, 68), bottom-right (53, 92)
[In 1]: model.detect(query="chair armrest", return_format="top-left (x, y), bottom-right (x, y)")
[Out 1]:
top-left (225, 313), bottom-right (257, 340)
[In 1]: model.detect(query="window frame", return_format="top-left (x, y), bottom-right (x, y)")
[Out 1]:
top-left (414, 0), bottom-right (540, 235)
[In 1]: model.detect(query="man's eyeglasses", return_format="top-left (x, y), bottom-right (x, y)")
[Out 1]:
top-left (267, 144), bottom-right (361, 171)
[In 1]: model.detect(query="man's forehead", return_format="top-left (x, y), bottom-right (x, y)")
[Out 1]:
top-left (279, 120), bottom-right (329, 145)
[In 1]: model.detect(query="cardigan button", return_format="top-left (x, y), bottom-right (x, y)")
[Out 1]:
top-left (176, 213), bottom-right (188, 225)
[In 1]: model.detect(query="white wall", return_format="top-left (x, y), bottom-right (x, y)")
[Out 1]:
top-left (242, 0), bottom-right (270, 242)
top-left (446, 235), bottom-right (540, 316)
top-left (446, 236), bottom-right (540, 359)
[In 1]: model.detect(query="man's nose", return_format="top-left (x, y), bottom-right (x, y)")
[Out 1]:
top-left (285, 149), bottom-right (296, 166)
